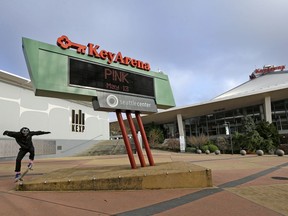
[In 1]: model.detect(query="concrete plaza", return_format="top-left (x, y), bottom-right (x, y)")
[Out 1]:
top-left (0, 151), bottom-right (287, 215)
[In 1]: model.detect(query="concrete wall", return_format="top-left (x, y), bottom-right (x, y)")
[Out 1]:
top-left (0, 139), bottom-right (56, 157)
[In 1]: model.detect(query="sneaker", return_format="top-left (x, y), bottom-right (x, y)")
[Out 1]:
top-left (15, 173), bottom-right (21, 181)
top-left (28, 162), bottom-right (33, 169)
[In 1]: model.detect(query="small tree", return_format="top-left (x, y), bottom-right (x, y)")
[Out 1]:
top-left (147, 127), bottom-right (164, 146)
top-left (247, 130), bottom-right (264, 152)
top-left (261, 139), bottom-right (275, 153)
top-left (235, 117), bottom-right (280, 153)
top-left (233, 131), bottom-right (245, 150)
top-left (256, 120), bottom-right (280, 148)
top-left (241, 116), bottom-right (256, 133)
top-left (216, 136), bottom-right (228, 153)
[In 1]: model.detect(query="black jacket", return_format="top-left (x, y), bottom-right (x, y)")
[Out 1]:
top-left (3, 131), bottom-right (50, 150)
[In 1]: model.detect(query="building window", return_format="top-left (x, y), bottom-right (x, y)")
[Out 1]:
top-left (272, 99), bottom-right (288, 131)
top-left (179, 104), bottom-right (262, 139)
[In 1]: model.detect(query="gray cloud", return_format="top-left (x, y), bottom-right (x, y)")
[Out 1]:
top-left (1, 0), bottom-right (288, 107)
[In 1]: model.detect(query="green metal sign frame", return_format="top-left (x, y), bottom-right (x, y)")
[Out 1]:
top-left (22, 37), bottom-right (175, 109)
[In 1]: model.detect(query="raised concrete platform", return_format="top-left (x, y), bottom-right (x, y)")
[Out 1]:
top-left (16, 161), bottom-right (212, 191)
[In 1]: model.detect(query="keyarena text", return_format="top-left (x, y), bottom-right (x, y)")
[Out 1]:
top-left (57, 35), bottom-right (150, 71)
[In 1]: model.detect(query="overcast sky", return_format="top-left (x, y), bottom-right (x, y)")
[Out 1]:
top-left (1, 0), bottom-right (288, 110)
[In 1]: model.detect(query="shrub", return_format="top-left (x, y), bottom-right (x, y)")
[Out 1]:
top-left (261, 139), bottom-right (275, 153)
top-left (200, 145), bottom-right (209, 152)
top-left (187, 134), bottom-right (208, 149)
top-left (186, 147), bottom-right (197, 153)
top-left (201, 144), bottom-right (219, 153)
top-left (208, 144), bottom-right (219, 152)
top-left (166, 139), bottom-right (180, 151)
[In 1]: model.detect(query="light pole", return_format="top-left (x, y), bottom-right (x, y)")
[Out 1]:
top-left (224, 122), bottom-right (233, 155)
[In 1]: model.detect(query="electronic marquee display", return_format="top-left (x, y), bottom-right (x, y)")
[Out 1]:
top-left (69, 58), bottom-right (155, 98)
top-left (22, 36), bottom-right (175, 110)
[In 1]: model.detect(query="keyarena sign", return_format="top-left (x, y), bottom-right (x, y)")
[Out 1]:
top-left (22, 36), bottom-right (175, 113)
top-left (254, 65), bottom-right (285, 74)
top-left (22, 35), bottom-right (174, 169)
top-left (57, 35), bottom-right (150, 71)
top-left (250, 65), bottom-right (285, 79)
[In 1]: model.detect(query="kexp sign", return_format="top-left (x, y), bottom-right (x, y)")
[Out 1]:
top-left (22, 36), bottom-right (175, 114)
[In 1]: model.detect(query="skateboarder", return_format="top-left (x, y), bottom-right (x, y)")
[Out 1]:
top-left (3, 127), bottom-right (50, 180)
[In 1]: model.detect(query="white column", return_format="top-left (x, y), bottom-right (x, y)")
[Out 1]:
top-left (177, 114), bottom-right (186, 152)
top-left (137, 131), bottom-right (143, 149)
top-left (264, 96), bottom-right (272, 123)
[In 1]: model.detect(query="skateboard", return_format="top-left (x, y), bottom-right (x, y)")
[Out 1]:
top-left (15, 167), bottom-right (31, 184)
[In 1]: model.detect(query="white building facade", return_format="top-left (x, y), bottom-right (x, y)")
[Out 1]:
top-left (140, 68), bottom-right (288, 153)
top-left (0, 70), bottom-right (110, 158)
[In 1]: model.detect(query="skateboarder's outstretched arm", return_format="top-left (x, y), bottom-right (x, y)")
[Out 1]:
top-left (3, 130), bottom-right (21, 138)
top-left (3, 131), bottom-right (28, 149)
top-left (30, 131), bottom-right (51, 136)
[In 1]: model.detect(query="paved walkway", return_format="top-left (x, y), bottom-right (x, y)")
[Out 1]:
top-left (0, 151), bottom-right (287, 216)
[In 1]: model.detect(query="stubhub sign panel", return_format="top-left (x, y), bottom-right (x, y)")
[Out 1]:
top-left (92, 91), bottom-right (157, 114)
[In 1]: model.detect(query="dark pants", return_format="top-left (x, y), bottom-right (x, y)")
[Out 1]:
top-left (15, 147), bottom-right (35, 172)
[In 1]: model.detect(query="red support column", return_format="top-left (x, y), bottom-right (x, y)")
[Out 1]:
top-left (135, 112), bottom-right (155, 166)
top-left (116, 110), bottom-right (137, 169)
top-left (126, 111), bottom-right (146, 167)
